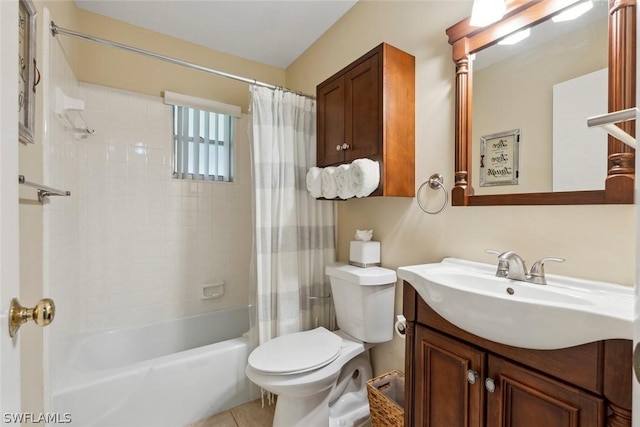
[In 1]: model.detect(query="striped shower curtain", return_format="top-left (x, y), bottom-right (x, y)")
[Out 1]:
top-left (249, 85), bottom-right (336, 346)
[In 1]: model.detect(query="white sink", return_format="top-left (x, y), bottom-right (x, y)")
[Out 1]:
top-left (397, 258), bottom-right (633, 350)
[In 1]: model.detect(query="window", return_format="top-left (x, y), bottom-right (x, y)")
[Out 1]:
top-left (164, 91), bottom-right (240, 182)
top-left (173, 106), bottom-right (234, 182)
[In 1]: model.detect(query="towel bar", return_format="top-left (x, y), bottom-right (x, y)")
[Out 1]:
top-left (18, 175), bottom-right (71, 202)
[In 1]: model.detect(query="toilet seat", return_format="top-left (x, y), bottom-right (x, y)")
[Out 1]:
top-left (248, 327), bottom-right (343, 375)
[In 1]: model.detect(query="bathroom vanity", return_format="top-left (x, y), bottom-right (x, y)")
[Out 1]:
top-left (403, 282), bottom-right (632, 427)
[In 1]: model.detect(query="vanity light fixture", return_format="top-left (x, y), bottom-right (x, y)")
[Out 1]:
top-left (498, 28), bottom-right (531, 45)
top-left (470, 0), bottom-right (506, 27)
top-left (552, 0), bottom-right (593, 23)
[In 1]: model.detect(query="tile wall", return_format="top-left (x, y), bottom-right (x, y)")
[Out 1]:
top-left (45, 35), bottom-right (252, 381)
top-left (75, 83), bottom-right (252, 332)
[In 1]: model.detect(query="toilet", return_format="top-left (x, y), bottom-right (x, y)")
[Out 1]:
top-left (245, 263), bottom-right (397, 427)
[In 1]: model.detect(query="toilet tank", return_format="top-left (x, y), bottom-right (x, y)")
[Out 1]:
top-left (326, 263), bottom-right (397, 343)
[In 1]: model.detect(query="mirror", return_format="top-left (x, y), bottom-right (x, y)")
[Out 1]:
top-left (447, 0), bottom-right (635, 206)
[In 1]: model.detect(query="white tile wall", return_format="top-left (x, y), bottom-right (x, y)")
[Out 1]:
top-left (45, 36), bottom-right (253, 370)
top-left (78, 83), bottom-right (252, 332)
top-left (44, 36), bottom-right (84, 385)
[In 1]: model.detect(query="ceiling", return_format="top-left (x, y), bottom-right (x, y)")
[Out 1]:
top-left (74, 0), bottom-right (358, 69)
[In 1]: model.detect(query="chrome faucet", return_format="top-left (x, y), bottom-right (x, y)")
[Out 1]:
top-left (485, 249), bottom-right (508, 277)
top-left (487, 250), bottom-right (565, 285)
top-left (529, 257), bottom-right (566, 285)
top-left (497, 251), bottom-right (529, 282)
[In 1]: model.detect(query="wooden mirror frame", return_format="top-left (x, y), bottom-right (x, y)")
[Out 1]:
top-left (447, 0), bottom-right (635, 206)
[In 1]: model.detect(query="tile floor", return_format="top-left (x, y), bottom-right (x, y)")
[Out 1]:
top-left (186, 398), bottom-right (373, 427)
top-left (186, 399), bottom-right (275, 427)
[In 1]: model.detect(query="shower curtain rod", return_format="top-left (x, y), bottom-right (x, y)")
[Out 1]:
top-left (50, 21), bottom-right (315, 99)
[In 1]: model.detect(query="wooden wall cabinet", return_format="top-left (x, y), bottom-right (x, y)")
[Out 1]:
top-left (404, 283), bottom-right (632, 427)
top-left (316, 43), bottom-right (415, 197)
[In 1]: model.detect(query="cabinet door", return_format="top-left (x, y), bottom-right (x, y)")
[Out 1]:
top-left (415, 326), bottom-right (485, 427)
top-left (317, 75), bottom-right (346, 166)
top-left (487, 356), bottom-right (605, 427)
top-left (345, 53), bottom-right (381, 162)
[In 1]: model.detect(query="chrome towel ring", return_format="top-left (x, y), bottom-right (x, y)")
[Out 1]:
top-left (417, 174), bottom-right (448, 215)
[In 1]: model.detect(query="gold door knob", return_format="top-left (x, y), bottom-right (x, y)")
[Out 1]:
top-left (9, 297), bottom-right (55, 338)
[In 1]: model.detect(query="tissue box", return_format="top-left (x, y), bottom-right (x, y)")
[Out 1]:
top-left (349, 241), bottom-right (380, 267)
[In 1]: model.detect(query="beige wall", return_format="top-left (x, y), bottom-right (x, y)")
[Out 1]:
top-left (286, 1), bottom-right (635, 376)
top-left (71, 8), bottom-right (285, 112)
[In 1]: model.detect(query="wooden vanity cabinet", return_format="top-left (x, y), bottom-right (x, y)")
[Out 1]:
top-left (316, 43), bottom-right (415, 197)
top-left (414, 326), bottom-right (485, 427)
top-left (404, 283), bottom-right (632, 427)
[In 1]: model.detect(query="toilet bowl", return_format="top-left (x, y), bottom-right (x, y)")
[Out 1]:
top-left (246, 263), bottom-right (397, 427)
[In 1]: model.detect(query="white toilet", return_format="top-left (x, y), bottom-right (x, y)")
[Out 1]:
top-left (246, 263), bottom-right (397, 427)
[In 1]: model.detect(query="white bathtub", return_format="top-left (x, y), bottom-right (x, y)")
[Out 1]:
top-left (52, 306), bottom-right (256, 427)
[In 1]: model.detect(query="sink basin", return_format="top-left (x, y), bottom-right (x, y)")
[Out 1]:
top-left (397, 258), bottom-right (633, 350)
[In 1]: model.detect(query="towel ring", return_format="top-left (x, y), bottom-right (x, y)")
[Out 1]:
top-left (417, 174), bottom-right (448, 215)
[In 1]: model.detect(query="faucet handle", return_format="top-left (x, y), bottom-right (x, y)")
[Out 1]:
top-left (485, 249), bottom-right (509, 278)
top-left (529, 257), bottom-right (565, 284)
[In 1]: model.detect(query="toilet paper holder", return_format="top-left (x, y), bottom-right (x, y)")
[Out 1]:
top-left (395, 314), bottom-right (407, 338)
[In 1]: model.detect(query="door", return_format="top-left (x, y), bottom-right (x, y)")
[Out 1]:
top-left (487, 356), bottom-right (605, 427)
top-left (414, 326), bottom-right (485, 427)
top-left (0, 0), bottom-right (23, 421)
top-left (317, 75), bottom-right (346, 166)
top-left (345, 53), bottom-right (380, 162)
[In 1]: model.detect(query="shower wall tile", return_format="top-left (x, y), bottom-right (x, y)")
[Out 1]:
top-left (45, 33), bottom-right (253, 393)
top-left (44, 36), bottom-right (85, 385)
top-left (46, 66), bottom-right (252, 346)
top-left (77, 83), bottom-right (252, 333)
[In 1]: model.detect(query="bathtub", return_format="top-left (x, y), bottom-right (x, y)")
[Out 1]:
top-left (52, 306), bottom-right (256, 427)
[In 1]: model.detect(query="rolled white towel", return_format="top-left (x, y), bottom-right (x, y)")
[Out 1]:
top-left (321, 167), bottom-right (338, 199)
top-left (348, 158), bottom-right (380, 198)
top-left (334, 164), bottom-right (355, 199)
top-left (306, 167), bottom-right (323, 198)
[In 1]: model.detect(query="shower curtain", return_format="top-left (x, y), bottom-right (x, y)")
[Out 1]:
top-left (249, 85), bottom-right (336, 346)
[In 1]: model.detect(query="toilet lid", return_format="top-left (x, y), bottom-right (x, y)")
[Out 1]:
top-left (248, 327), bottom-right (343, 374)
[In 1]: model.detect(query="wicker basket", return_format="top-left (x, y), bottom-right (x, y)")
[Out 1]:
top-left (366, 370), bottom-right (405, 427)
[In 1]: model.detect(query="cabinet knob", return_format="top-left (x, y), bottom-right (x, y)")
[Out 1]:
top-left (342, 143), bottom-right (350, 150)
top-left (336, 145), bottom-right (342, 151)
top-left (466, 369), bottom-right (478, 385)
top-left (485, 377), bottom-right (496, 393)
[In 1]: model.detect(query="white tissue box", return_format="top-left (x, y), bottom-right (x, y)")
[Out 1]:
top-left (349, 241), bottom-right (380, 267)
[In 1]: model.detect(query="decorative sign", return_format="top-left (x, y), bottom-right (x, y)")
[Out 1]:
top-left (18, 0), bottom-right (37, 144)
top-left (479, 129), bottom-right (520, 187)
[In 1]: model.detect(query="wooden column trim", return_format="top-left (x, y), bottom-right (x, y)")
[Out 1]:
top-left (452, 38), bottom-right (472, 206)
top-left (606, 0), bottom-right (635, 203)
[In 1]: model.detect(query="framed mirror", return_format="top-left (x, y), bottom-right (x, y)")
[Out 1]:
top-left (447, 0), bottom-right (635, 206)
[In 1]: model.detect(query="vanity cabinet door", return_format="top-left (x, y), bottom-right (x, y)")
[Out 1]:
top-left (486, 356), bottom-right (605, 427)
top-left (415, 326), bottom-right (485, 427)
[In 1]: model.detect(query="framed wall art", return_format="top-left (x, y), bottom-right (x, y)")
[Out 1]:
top-left (18, 0), bottom-right (37, 144)
top-left (479, 129), bottom-right (520, 187)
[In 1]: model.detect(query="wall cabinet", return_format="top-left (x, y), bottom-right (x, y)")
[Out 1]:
top-left (404, 283), bottom-right (632, 427)
top-left (316, 43), bottom-right (415, 197)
